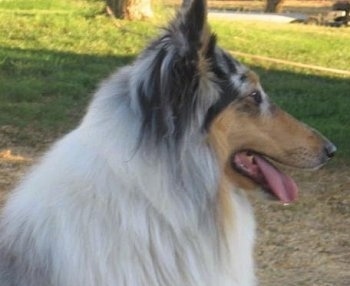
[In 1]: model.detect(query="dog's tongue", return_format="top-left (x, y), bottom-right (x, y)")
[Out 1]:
top-left (254, 156), bottom-right (298, 203)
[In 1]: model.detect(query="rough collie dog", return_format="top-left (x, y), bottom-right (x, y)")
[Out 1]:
top-left (0, 1), bottom-right (336, 285)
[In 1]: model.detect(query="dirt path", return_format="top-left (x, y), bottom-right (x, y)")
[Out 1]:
top-left (254, 165), bottom-right (350, 285)
top-left (0, 144), bottom-right (349, 285)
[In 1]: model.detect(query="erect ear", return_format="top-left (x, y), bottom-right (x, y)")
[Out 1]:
top-left (178, 0), bottom-right (209, 48)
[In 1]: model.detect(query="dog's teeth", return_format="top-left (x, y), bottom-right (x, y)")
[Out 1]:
top-left (245, 151), bottom-right (254, 163)
top-left (283, 203), bottom-right (290, 206)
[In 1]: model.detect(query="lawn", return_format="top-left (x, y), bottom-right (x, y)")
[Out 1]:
top-left (0, 0), bottom-right (349, 161)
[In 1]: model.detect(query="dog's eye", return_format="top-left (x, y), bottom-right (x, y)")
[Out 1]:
top-left (250, 91), bottom-right (262, 104)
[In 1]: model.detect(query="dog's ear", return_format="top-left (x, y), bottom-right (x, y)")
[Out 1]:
top-left (137, 0), bottom-right (216, 144)
top-left (176, 0), bottom-right (210, 51)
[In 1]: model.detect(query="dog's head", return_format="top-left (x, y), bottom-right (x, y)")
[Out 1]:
top-left (135, 0), bottom-right (336, 203)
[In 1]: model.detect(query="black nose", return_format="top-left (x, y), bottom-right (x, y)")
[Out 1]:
top-left (325, 142), bottom-right (337, 158)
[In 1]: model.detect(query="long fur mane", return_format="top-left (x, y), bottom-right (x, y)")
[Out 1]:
top-left (0, 1), bottom-right (256, 285)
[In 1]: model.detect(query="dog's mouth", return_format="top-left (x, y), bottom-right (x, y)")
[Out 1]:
top-left (232, 151), bottom-right (298, 203)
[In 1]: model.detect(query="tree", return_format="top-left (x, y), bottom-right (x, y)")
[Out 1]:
top-left (106, 0), bottom-right (153, 20)
top-left (265, 0), bottom-right (285, 13)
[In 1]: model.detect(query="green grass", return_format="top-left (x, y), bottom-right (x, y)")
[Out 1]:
top-left (0, 0), bottom-right (99, 11)
top-left (211, 20), bottom-right (350, 71)
top-left (0, 0), bottom-right (157, 134)
top-left (0, 0), bottom-right (349, 162)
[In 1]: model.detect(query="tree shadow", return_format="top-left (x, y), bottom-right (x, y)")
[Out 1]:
top-left (0, 47), bottom-right (134, 139)
top-left (0, 46), bottom-right (349, 161)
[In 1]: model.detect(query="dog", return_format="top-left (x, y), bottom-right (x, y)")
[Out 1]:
top-left (0, 0), bottom-right (336, 285)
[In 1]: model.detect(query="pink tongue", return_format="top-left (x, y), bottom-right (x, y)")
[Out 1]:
top-left (254, 156), bottom-right (298, 203)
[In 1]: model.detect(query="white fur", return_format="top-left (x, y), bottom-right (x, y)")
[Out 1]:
top-left (0, 68), bottom-right (256, 286)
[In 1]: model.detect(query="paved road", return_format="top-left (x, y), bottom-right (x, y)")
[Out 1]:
top-left (209, 11), bottom-right (306, 23)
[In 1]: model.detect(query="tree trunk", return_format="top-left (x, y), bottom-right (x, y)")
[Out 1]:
top-left (106, 0), bottom-right (153, 20)
top-left (265, 0), bottom-right (284, 13)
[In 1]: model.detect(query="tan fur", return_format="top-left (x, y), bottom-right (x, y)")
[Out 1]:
top-left (216, 177), bottom-right (235, 238)
top-left (198, 25), bottom-right (212, 77)
top-left (208, 81), bottom-right (330, 230)
top-left (246, 71), bottom-right (259, 86)
top-left (208, 111), bottom-right (254, 234)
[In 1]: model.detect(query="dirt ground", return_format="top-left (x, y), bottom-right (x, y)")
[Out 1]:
top-left (0, 128), bottom-right (349, 285)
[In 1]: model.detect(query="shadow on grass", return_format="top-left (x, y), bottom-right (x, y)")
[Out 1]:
top-left (0, 46), bottom-right (349, 161)
top-left (0, 47), bottom-right (134, 135)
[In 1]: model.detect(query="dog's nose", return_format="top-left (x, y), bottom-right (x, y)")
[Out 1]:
top-left (324, 142), bottom-right (337, 158)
